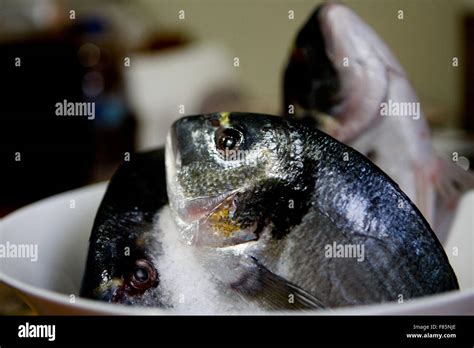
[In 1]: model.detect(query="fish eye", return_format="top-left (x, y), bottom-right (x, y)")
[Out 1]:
top-left (215, 127), bottom-right (243, 152)
top-left (130, 259), bottom-right (158, 291)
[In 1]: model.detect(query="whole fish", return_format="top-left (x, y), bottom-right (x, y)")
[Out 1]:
top-left (81, 149), bottom-right (323, 312)
top-left (166, 111), bottom-right (459, 307)
top-left (282, 3), bottom-right (474, 241)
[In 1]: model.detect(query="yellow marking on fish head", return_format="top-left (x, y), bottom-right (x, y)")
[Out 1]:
top-left (219, 112), bottom-right (231, 127)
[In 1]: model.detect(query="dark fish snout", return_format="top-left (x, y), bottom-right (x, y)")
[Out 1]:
top-left (169, 115), bottom-right (211, 169)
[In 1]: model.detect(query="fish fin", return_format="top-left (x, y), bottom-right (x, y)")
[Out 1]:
top-left (433, 157), bottom-right (474, 226)
top-left (413, 161), bottom-right (436, 225)
top-left (231, 256), bottom-right (326, 310)
top-left (412, 156), bottom-right (474, 242)
top-left (435, 156), bottom-right (474, 204)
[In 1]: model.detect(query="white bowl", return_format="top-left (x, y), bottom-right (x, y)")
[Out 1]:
top-left (0, 183), bottom-right (473, 315)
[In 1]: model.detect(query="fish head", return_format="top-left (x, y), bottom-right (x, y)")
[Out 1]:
top-left (284, 3), bottom-right (402, 140)
top-left (81, 219), bottom-right (167, 306)
top-left (283, 4), bottom-right (341, 119)
top-left (166, 112), bottom-right (313, 247)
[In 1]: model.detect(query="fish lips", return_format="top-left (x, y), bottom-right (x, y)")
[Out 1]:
top-left (91, 277), bottom-right (124, 303)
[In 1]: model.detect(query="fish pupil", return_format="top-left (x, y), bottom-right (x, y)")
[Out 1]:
top-left (133, 268), bottom-right (149, 283)
top-left (223, 136), bottom-right (236, 149)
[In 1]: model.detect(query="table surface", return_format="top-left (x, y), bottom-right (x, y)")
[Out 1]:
top-left (0, 282), bottom-right (34, 315)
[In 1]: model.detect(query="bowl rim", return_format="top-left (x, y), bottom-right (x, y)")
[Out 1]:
top-left (2, 270), bottom-right (472, 315)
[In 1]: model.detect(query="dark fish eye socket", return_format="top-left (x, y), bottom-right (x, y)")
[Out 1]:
top-left (215, 127), bottom-right (243, 152)
top-left (130, 259), bottom-right (158, 291)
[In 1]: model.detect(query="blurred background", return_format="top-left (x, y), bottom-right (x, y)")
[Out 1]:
top-left (0, 0), bottom-right (474, 313)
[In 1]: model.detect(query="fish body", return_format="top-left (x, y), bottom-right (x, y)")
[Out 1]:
top-left (166, 112), bottom-right (459, 307)
top-left (283, 3), bottom-right (474, 241)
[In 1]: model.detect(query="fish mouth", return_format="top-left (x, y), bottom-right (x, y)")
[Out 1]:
top-left (315, 3), bottom-right (350, 117)
top-left (317, 2), bottom-right (352, 57)
top-left (93, 278), bottom-right (123, 303)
